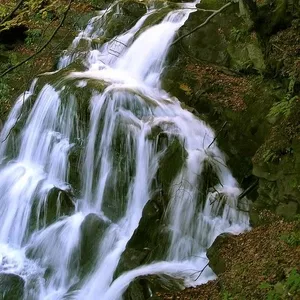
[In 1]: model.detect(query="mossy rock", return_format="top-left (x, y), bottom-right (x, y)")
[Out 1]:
top-left (79, 213), bottom-right (110, 276)
top-left (227, 32), bottom-right (266, 73)
top-left (255, 0), bottom-right (290, 35)
top-left (115, 191), bottom-right (170, 277)
top-left (89, 0), bottom-right (112, 9)
top-left (122, 1), bottom-right (147, 18)
top-left (41, 188), bottom-right (75, 226)
top-left (124, 274), bottom-right (184, 300)
top-left (28, 188), bottom-right (75, 234)
top-left (158, 137), bottom-right (187, 191)
top-left (103, 0), bottom-right (147, 39)
top-left (105, 14), bottom-right (137, 39)
top-left (0, 273), bottom-right (25, 300)
top-left (207, 233), bottom-right (234, 275)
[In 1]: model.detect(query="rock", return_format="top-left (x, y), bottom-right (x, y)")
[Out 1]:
top-left (158, 137), bottom-right (187, 191)
top-left (173, 0), bottom-right (266, 74)
top-left (124, 274), bottom-right (184, 300)
top-left (114, 192), bottom-right (170, 277)
top-left (90, 0), bottom-right (111, 10)
top-left (122, 1), bottom-right (147, 18)
top-left (28, 187), bottom-right (75, 233)
top-left (79, 213), bottom-right (110, 276)
top-left (103, 1), bottom-right (146, 39)
top-left (0, 273), bottom-right (25, 300)
top-left (227, 32), bottom-right (266, 73)
top-left (207, 233), bottom-right (234, 275)
top-left (255, 0), bottom-right (290, 35)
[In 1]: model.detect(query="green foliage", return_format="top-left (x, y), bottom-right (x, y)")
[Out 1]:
top-left (230, 27), bottom-right (244, 42)
top-left (25, 28), bottom-right (42, 45)
top-left (281, 231), bottom-right (300, 246)
top-left (0, 4), bottom-right (11, 19)
top-left (267, 98), bottom-right (294, 120)
top-left (222, 291), bottom-right (234, 300)
top-left (0, 0), bottom-right (66, 32)
top-left (262, 149), bottom-right (279, 163)
top-left (267, 77), bottom-right (297, 120)
top-left (0, 79), bottom-right (11, 117)
top-left (259, 269), bottom-right (300, 299)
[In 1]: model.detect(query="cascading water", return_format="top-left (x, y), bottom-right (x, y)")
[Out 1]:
top-left (0, 1), bottom-right (249, 299)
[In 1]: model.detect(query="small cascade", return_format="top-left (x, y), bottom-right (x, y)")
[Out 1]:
top-left (0, 1), bottom-right (249, 299)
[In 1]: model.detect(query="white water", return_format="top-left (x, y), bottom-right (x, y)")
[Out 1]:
top-left (0, 1), bottom-right (249, 299)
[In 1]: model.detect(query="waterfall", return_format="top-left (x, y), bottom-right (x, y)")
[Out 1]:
top-left (0, 1), bottom-right (249, 299)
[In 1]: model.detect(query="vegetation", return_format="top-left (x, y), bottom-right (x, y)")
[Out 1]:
top-left (0, 0), bottom-right (94, 119)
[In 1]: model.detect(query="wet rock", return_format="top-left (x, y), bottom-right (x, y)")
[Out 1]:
top-left (207, 233), bottom-right (234, 275)
top-left (38, 188), bottom-right (75, 229)
top-left (122, 1), bottom-right (147, 18)
top-left (79, 213), bottom-right (110, 276)
top-left (0, 273), bottom-right (25, 300)
top-left (116, 136), bottom-right (187, 277)
top-left (124, 274), bottom-right (184, 300)
top-left (90, 0), bottom-right (111, 10)
top-left (115, 192), bottom-right (170, 277)
top-left (104, 1), bottom-right (146, 39)
top-left (158, 137), bottom-right (187, 191)
top-left (28, 187), bottom-right (75, 234)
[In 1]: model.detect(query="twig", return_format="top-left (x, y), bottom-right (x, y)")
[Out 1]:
top-left (238, 178), bottom-right (259, 200)
top-left (171, 2), bottom-right (232, 46)
top-left (272, 43), bottom-right (284, 52)
top-left (194, 262), bottom-right (209, 281)
top-left (0, 0), bottom-right (74, 78)
top-left (207, 121), bottom-right (227, 149)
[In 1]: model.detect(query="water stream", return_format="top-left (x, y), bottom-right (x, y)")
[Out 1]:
top-left (0, 1), bottom-right (249, 299)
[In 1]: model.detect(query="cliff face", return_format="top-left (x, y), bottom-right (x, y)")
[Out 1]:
top-left (162, 0), bottom-right (300, 224)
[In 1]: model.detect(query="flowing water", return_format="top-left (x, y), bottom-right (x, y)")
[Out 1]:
top-left (0, 1), bottom-right (249, 299)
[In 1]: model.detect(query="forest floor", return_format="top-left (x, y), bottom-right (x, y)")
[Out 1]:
top-left (159, 213), bottom-right (300, 299)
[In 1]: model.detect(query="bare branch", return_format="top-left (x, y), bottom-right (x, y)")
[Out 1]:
top-left (171, 2), bottom-right (233, 46)
top-left (0, 0), bottom-right (74, 78)
top-left (194, 262), bottom-right (209, 281)
top-left (207, 121), bottom-right (227, 149)
top-left (238, 178), bottom-right (259, 200)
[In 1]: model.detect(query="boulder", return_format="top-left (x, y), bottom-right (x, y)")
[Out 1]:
top-left (207, 233), bottom-right (234, 275)
top-left (122, 1), bottom-right (147, 18)
top-left (124, 274), bottom-right (184, 300)
top-left (79, 213), bottom-right (110, 276)
top-left (90, 0), bottom-right (111, 10)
